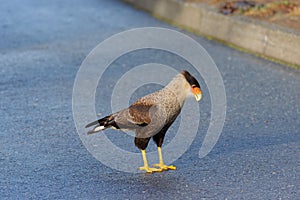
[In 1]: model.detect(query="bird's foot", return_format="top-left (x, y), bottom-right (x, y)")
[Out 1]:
top-left (153, 163), bottom-right (177, 171)
top-left (139, 166), bottom-right (163, 173)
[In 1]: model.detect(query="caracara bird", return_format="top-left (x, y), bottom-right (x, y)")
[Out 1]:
top-left (86, 70), bottom-right (202, 173)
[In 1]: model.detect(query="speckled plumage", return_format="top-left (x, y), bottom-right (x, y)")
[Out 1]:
top-left (86, 70), bottom-right (201, 150)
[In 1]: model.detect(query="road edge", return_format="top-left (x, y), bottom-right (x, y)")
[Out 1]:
top-left (125, 0), bottom-right (300, 69)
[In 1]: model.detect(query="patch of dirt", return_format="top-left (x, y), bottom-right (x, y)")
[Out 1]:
top-left (185, 0), bottom-right (300, 31)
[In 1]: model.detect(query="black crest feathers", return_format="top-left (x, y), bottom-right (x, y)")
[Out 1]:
top-left (181, 70), bottom-right (200, 88)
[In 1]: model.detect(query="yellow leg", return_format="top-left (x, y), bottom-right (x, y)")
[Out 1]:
top-left (153, 147), bottom-right (176, 171)
top-left (139, 150), bottom-right (162, 173)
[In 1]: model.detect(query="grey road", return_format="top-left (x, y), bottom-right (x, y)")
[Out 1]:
top-left (1, 0), bottom-right (299, 199)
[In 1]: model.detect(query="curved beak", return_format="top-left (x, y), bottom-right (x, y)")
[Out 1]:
top-left (195, 93), bottom-right (202, 101)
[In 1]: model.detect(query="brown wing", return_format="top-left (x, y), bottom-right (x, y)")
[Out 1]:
top-left (128, 103), bottom-right (157, 126)
top-left (110, 102), bottom-right (158, 130)
top-left (112, 101), bottom-right (167, 138)
top-left (129, 102), bottom-right (169, 139)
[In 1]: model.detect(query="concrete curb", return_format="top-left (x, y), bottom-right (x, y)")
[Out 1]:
top-left (125, 0), bottom-right (300, 68)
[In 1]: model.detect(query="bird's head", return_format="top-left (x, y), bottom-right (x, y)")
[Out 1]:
top-left (181, 70), bottom-right (202, 102)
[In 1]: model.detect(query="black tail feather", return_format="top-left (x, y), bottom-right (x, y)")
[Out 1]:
top-left (85, 115), bottom-right (116, 134)
top-left (85, 119), bottom-right (101, 128)
top-left (87, 127), bottom-right (102, 134)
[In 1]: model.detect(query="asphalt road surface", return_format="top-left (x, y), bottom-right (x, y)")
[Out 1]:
top-left (1, 0), bottom-right (299, 199)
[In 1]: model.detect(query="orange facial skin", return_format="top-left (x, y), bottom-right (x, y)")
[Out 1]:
top-left (191, 86), bottom-right (202, 101)
top-left (192, 86), bottom-right (201, 95)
